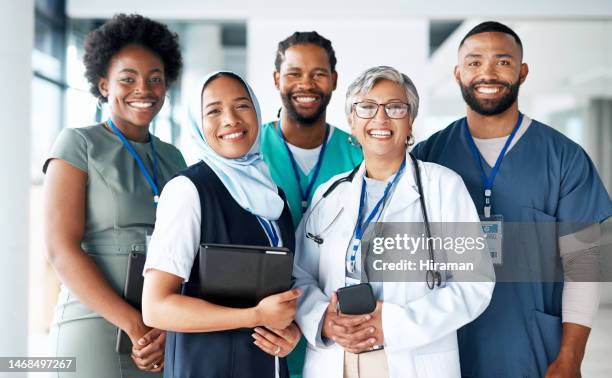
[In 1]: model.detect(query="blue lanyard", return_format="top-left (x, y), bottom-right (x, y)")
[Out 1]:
top-left (464, 113), bottom-right (523, 218)
top-left (277, 120), bottom-right (330, 213)
top-left (256, 216), bottom-right (280, 247)
top-left (107, 119), bottom-right (160, 205)
top-left (349, 159), bottom-right (406, 270)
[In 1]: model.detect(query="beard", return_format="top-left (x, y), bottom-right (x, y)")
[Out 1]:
top-left (460, 79), bottom-right (520, 116)
top-left (280, 89), bottom-right (332, 125)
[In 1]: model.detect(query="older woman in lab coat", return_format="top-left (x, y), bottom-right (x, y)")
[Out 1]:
top-left (293, 66), bottom-right (495, 378)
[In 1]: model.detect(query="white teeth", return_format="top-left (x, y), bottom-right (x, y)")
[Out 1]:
top-left (221, 131), bottom-right (244, 140)
top-left (295, 96), bottom-right (317, 103)
top-left (476, 87), bottom-right (500, 94)
top-left (129, 102), bottom-right (154, 108)
top-left (368, 130), bottom-right (392, 138)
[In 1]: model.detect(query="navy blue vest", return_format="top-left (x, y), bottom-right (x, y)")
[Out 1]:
top-left (164, 161), bottom-right (294, 378)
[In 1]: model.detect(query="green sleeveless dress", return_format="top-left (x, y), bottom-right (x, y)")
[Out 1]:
top-left (43, 124), bottom-right (186, 377)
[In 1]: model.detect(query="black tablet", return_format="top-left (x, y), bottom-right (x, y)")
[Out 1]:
top-left (116, 251), bottom-right (146, 353)
top-left (198, 243), bottom-right (293, 308)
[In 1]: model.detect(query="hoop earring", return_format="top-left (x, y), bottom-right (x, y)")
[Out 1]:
top-left (407, 135), bottom-right (415, 146)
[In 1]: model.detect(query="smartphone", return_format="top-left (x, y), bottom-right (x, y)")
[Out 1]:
top-left (336, 283), bottom-right (376, 315)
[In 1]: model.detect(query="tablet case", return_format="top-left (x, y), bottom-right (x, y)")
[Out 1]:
top-left (198, 243), bottom-right (293, 308)
top-left (116, 251), bottom-right (146, 353)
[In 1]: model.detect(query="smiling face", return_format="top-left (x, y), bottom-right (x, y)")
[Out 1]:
top-left (98, 44), bottom-right (166, 131)
top-left (201, 75), bottom-right (258, 159)
top-left (454, 32), bottom-right (528, 116)
top-left (274, 43), bottom-right (337, 125)
top-left (349, 79), bottom-right (412, 160)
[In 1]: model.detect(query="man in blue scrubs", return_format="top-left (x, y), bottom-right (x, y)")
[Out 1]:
top-left (412, 21), bottom-right (612, 377)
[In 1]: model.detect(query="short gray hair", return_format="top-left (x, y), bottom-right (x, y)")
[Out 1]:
top-left (345, 66), bottom-right (419, 124)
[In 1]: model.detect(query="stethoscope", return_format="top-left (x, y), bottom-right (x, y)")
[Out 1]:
top-left (304, 152), bottom-right (442, 289)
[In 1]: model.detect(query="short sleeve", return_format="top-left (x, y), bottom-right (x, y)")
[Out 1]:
top-left (557, 146), bottom-right (612, 227)
top-left (143, 176), bottom-right (202, 282)
top-left (43, 128), bottom-right (88, 174)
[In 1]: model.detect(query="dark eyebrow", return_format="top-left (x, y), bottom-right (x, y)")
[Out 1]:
top-left (118, 67), bottom-right (164, 74)
top-left (204, 101), bottom-right (221, 109)
top-left (465, 53), bottom-right (515, 59)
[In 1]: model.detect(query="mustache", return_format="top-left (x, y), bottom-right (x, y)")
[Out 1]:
top-left (470, 80), bottom-right (511, 89)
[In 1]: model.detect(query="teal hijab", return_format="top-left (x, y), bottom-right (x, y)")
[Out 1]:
top-left (189, 71), bottom-right (284, 220)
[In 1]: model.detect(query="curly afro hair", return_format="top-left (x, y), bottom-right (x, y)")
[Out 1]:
top-left (83, 14), bottom-right (182, 101)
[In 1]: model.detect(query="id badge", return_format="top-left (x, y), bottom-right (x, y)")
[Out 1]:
top-left (345, 239), bottom-right (362, 287)
top-left (481, 215), bottom-right (503, 265)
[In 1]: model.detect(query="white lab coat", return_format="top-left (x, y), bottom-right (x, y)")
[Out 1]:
top-left (293, 152), bottom-right (495, 378)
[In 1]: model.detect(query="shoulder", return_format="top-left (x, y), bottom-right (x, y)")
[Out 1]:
top-left (152, 137), bottom-right (186, 168)
top-left (310, 165), bottom-right (359, 208)
top-left (328, 125), bottom-right (363, 157)
top-left (528, 119), bottom-right (582, 151)
top-left (260, 121), bottom-right (278, 139)
top-left (417, 159), bottom-right (465, 187)
top-left (162, 175), bottom-right (199, 199)
top-left (411, 119), bottom-right (463, 160)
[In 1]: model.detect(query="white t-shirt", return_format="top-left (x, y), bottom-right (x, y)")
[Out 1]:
top-left (285, 128), bottom-right (335, 175)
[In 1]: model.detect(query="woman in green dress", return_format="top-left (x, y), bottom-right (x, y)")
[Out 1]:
top-left (43, 14), bottom-right (186, 377)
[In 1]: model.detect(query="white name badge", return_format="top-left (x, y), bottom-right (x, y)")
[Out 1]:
top-left (481, 215), bottom-right (503, 265)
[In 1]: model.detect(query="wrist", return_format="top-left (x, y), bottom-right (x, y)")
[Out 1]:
top-left (557, 347), bottom-right (584, 364)
top-left (123, 310), bottom-right (146, 340)
top-left (247, 306), bottom-right (262, 328)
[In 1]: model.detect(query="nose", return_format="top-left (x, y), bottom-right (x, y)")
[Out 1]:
top-left (479, 61), bottom-right (499, 81)
top-left (373, 104), bottom-right (390, 122)
top-left (222, 108), bottom-right (241, 127)
top-left (135, 78), bottom-right (153, 95)
top-left (296, 74), bottom-right (315, 91)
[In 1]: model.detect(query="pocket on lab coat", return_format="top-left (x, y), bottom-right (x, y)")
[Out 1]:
top-left (414, 350), bottom-right (461, 378)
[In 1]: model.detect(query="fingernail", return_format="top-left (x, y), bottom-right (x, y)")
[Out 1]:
top-left (369, 328), bottom-right (375, 333)
top-left (365, 315), bottom-right (371, 321)
top-left (254, 327), bottom-right (261, 332)
top-left (332, 336), bottom-right (336, 341)
top-left (138, 339), bottom-right (146, 346)
top-left (369, 338), bottom-right (375, 344)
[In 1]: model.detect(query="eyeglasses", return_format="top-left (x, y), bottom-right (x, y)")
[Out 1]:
top-left (352, 101), bottom-right (410, 119)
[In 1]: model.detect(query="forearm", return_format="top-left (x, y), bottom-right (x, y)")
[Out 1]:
top-left (48, 245), bottom-right (141, 334)
top-left (143, 291), bottom-right (259, 333)
top-left (557, 322), bottom-right (590, 364)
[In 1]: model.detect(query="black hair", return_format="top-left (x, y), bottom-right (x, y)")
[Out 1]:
top-left (83, 13), bottom-right (183, 101)
top-left (459, 21), bottom-right (523, 52)
top-left (274, 31), bottom-right (337, 72)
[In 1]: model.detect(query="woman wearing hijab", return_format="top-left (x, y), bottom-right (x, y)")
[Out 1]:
top-left (141, 71), bottom-right (301, 378)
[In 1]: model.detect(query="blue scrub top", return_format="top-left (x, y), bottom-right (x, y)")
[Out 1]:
top-left (412, 117), bottom-right (612, 378)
